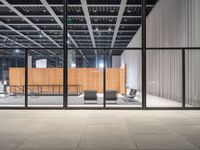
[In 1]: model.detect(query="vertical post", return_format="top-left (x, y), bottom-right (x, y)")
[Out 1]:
top-left (63, 0), bottom-right (68, 109)
top-left (182, 49), bottom-right (185, 108)
top-left (25, 49), bottom-right (28, 108)
top-left (103, 49), bottom-right (106, 108)
top-left (142, 0), bottom-right (146, 109)
top-left (96, 55), bottom-right (98, 68)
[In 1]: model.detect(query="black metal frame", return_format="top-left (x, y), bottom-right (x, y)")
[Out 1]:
top-left (0, 0), bottom-right (200, 110)
top-left (0, 48), bottom-right (199, 109)
top-left (142, 0), bottom-right (146, 109)
top-left (63, 0), bottom-right (68, 109)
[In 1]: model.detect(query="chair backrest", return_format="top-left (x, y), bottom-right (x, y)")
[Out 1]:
top-left (106, 90), bottom-right (118, 100)
top-left (84, 90), bottom-right (97, 100)
top-left (129, 89), bottom-right (137, 96)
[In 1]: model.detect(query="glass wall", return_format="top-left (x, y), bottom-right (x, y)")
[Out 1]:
top-left (106, 50), bottom-right (142, 108)
top-left (68, 49), bottom-right (104, 107)
top-left (146, 50), bottom-right (182, 107)
top-left (185, 50), bottom-right (200, 107)
top-left (28, 49), bottom-right (63, 107)
top-left (0, 49), bottom-right (25, 107)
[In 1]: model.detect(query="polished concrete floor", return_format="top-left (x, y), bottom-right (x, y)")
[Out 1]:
top-left (0, 110), bottom-right (200, 150)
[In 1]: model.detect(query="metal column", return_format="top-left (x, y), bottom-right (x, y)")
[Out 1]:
top-left (63, 0), bottom-right (68, 109)
top-left (142, 0), bottom-right (146, 109)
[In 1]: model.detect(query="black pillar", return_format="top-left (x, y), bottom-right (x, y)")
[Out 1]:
top-left (25, 49), bottom-right (28, 108)
top-left (142, 0), bottom-right (146, 109)
top-left (182, 49), bottom-right (185, 108)
top-left (63, 0), bottom-right (68, 109)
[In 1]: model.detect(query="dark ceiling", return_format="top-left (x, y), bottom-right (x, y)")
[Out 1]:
top-left (0, 0), bottom-right (158, 56)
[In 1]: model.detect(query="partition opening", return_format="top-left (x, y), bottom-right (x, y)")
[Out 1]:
top-left (27, 49), bottom-right (63, 107)
top-left (105, 49), bottom-right (142, 108)
top-left (0, 49), bottom-right (25, 107)
top-left (68, 49), bottom-right (104, 108)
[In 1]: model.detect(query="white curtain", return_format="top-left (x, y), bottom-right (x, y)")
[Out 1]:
top-left (121, 0), bottom-right (200, 105)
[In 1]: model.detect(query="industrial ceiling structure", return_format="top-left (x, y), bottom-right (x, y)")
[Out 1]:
top-left (0, 0), bottom-right (158, 56)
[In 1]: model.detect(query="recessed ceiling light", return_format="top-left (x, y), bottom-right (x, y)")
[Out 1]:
top-left (94, 18), bottom-right (98, 22)
top-left (110, 9), bottom-right (114, 13)
top-left (76, 8), bottom-right (81, 12)
top-left (15, 49), bottom-right (19, 53)
top-left (127, 9), bottom-right (131, 13)
top-left (108, 27), bottom-right (112, 31)
top-left (93, 8), bottom-right (97, 13)
top-left (95, 27), bottom-right (99, 31)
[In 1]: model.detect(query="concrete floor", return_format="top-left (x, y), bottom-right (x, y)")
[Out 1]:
top-left (0, 93), bottom-right (187, 107)
top-left (0, 110), bottom-right (200, 150)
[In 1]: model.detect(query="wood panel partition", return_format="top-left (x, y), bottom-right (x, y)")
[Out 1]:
top-left (9, 68), bottom-right (126, 94)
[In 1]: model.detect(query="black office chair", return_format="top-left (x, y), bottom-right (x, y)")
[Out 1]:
top-left (124, 89), bottom-right (137, 102)
top-left (84, 90), bottom-right (97, 104)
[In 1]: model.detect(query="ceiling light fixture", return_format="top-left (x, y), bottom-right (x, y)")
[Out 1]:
top-left (15, 49), bottom-right (19, 53)
top-left (76, 8), bottom-right (81, 12)
top-left (110, 9), bottom-right (114, 13)
top-left (93, 8), bottom-right (97, 13)
top-left (127, 9), bottom-right (131, 13)
top-left (95, 27), bottom-right (99, 32)
top-left (108, 27), bottom-right (112, 31)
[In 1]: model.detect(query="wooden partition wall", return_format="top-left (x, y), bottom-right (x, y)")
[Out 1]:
top-left (9, 68), bottom-right (126, 94)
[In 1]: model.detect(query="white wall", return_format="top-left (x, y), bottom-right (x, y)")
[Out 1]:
top-left (121, 0), bottom-right (200, 104)
top-left (121, 50), bottom-right (141, 90)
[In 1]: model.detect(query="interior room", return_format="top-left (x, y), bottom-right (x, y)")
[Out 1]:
top-left (0, 0), bottom-right (200, 109)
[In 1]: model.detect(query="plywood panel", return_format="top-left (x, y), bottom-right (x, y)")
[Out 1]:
top-left (9, 68), bottom-right (125, 94)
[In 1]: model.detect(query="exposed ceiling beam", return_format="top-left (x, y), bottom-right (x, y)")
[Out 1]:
top-left (81, 0), bottom-right (97, 55)
top-left (0, 4), bottom-right (154, 7)
top-left (0, 0), bottom-right (61, 48)
top-left (4, 23), bottom-right (140, 26)
top-left (0, 34), bottom-right (26, 48)
top-left (0, 43), bottom-right (9, 48)
top-left (0, 15), bottom-right (141, 18)
top-left (67, 4), bottom-right (154, 7)
top-left (0, 29), bottom-right (137, 33)
top-left (0, 21), bottom-right (43, 48)
top-left (111, 0), bottom-right (128, 50)
top-left (40, 0), bottom-right (88, 60)
top-left (68, 23), bottom-right (141, 26)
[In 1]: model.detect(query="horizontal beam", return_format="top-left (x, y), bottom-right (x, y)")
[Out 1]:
top-left (0, 15), bottom-right (142, 18)
top-left (0, 4), bottom-right (154, 7)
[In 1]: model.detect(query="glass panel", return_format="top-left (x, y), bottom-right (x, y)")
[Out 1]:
top-left (146, 50), bottom-right (182, 107)
top-left (28, 49), bottom-right (63, 107)
top-left (68, 49), bottom-right (103, 108)
top-left (0, 49), bottom-right (25, 107)
top-left (186, 50), bottom-right (200, 107)
top-left (106, 49), bottom-right (142, 108)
